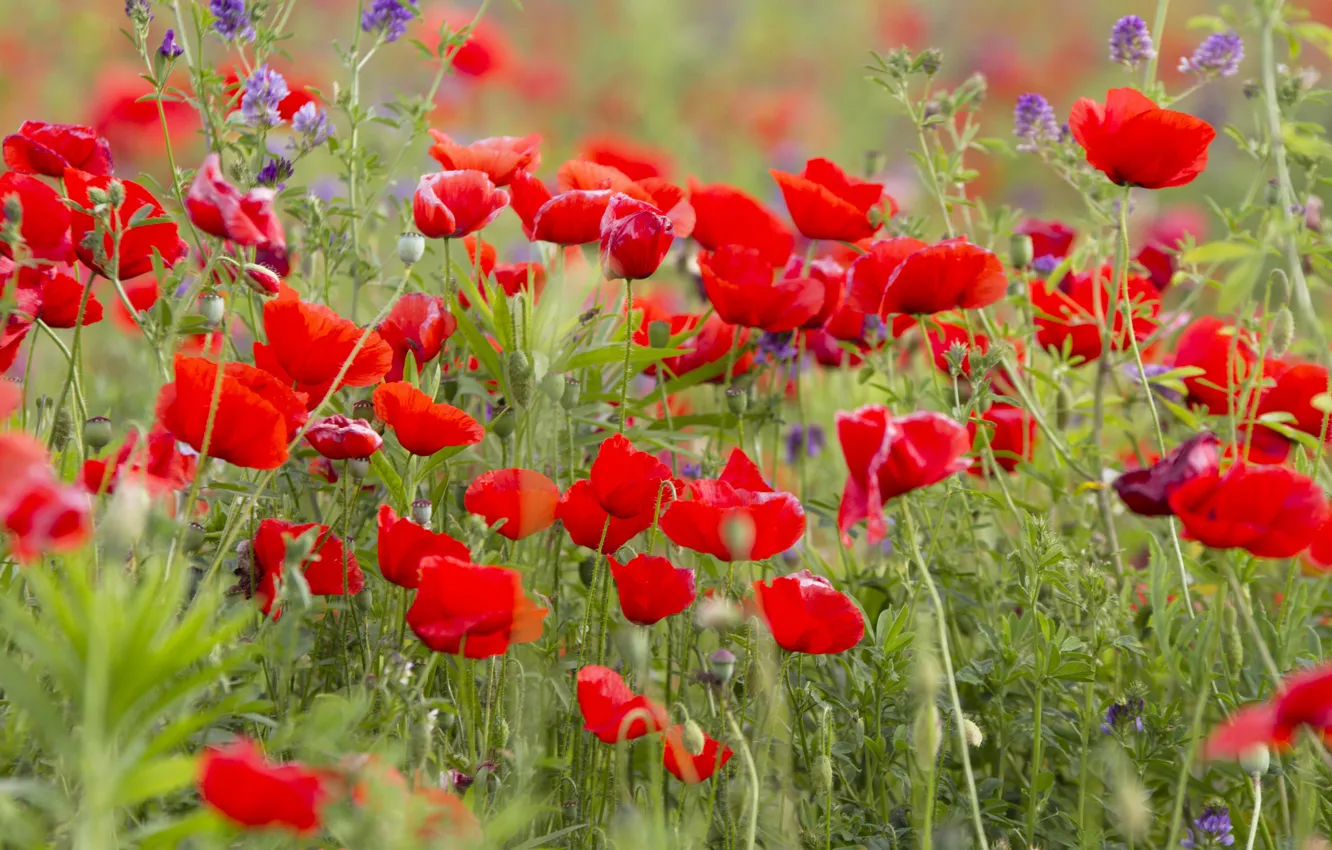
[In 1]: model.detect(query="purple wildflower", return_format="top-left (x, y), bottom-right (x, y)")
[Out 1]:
top-left (1181, 805), bottom-right (1235, 848)
top-left (862, 314), bottom-right (885, 343)
top-left (241, 65), bottom-right (289, 128)
top-left (1109, 15), bottom-right (1155, 67)
top-left (784, 424), bottom-right (826, 466)
top-left (210, 0), bottom-right (255, 42)
top-left (256, 157), bottom-right (293, 190)
top-left (124, 0), bottom-right (152, 23)
top-left (1014, 93), bottom-right (1061, 153)
top-left (1031, 255), bottom-right (1061, 276)
top-left (1179, 31), bottom-right (1243, 78)
top-left (1100, 696), bottom-right (1145, 734)
top-left (1120, 362), bottom-right (1183, 404)
top-left (290, 102), bottom-right (331, 148)
top-left (361, 0), bottom-right (418, 43)
top-left (756, 331), bottom-right (798, 364)
top-left (680, 461), bottom-right (702, 479)
top-left (158, 29), bottom-right (184, 60)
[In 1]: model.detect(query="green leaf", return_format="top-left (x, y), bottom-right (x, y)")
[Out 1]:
top-left (1181, 241), bottom-right (1259, 264)
top-left (563, 344), bottom-right (685, 371)
top-left (1293, 22), bottom-right (1332, 59)
top-left (370, 452), bottom-right (407, 508)
top-left (114, 755), bottom-right (198, 806)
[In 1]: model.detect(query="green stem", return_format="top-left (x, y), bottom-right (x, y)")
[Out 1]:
top-left (619, 278), bottom-right (633, 433)
top-left (1244, 772), bottom-right (1263, 850)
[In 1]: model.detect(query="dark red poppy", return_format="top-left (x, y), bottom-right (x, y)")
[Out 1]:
top-left (581, 134), bottom-right (672, 181)
top-left (80, 427), bottom-right (195, 495)
top-left (254, 286), bottom-right (392, 399)
top-left (699, 245), bottom-right (823, 332)
top-left (3, 265), bottom-right (102, 328)
top-left (1015, 219), bottom-right (1075, 264)
top-left (186, 153), bottom-right (286, 253)
top-left (372, 382), bottom-right (484, 457)
top-left (1257, 361), bottom-right (1332, 440)
top-left (871, 239), bottom-right (1006, 316)
top-left (836, 405), bottom-right (970, 545)
top-left (0, 432), bottom-right (91, 562)
top-left (65, 168), bottom-right (189, 279)
top-left (426, 131), bottom-right (541, 186)
top-left (510, 169), bottom-right (612, 245)
top-left (1168, 464), bottom-right (1328, 558)
top-left (662, 725), bottom-right (733, 784)
top-left (969, 403), bottom-right (1036, 474)
top-left (1031, 265), bottom-right (1160, 364)
top-left (687, 180), bottom-right (794, 267)
top-left (1205, 663), bottom-right (1332, 760)
top-left (659, 449), bottom-right (805, 561)
top-left (576, 664), bottom-right (668, 744)
top-left (464, 468), bottom-right (560, 540)
top-left (3, 121), bottom-right (112, 177)
top-left (305, 415), bottom-right (382, 460)
top-left (610, 553), bottom-right (696, 625)
top-left (803, 327), bottom-right (868, 368)
top-left (197, 738), bottom-right (329, 833)
top-left (377, 293), bottom-right (456, 382)
top-left (1230, 425), bottom-right (1294, 467)
top-left (155, 355), bottom-right (308, 470)
top-left (599, 193), bottom-right (674, 281)
top-left (413, 170), bottom-right (510, 239)
top-left (376, 504), bottom-right (470, 589)
top-left (753, 569), bottom-right (865, 655)
top-left (407, 555), bottom-right (546, 658)
top-left (771, 157), bottom-right (884, 242)
top-left (0, 172), bottom-right (72, 263)
top-left (1174, 316), bottom-right (1257, 415)
top-left (1113, 431), bottom-right (1221, 516)
top-left (1069, 88), bottom-right (1215, 189)
top-left (252, 518), bottom-right (364, 617)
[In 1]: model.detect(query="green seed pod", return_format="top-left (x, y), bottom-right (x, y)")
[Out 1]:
top-left (411, 498), bottom-right (433, 527)
top-left (491, 406), bottom-right (516, 440)
top-left (50, 409), bottom-right (73, 451)
top-left (1223, 605), bottom-right (1244, 671)
top-left (83, 416), bottom-right (112, 452)
top-left (347, 457), bottom-right (370, 480)
top-left (561, 376), bottom-right (581, 410)
top-left (1239, 744), bottom-right (1270, 776)
top-left (1009, 233), bottom-right (1035, 269)
top-left (199, 292), bottom-right (225, 326)
top-left (397, 231), bottom-right (425, 266)
top-left (647, 320), bottom-right (671, 350)
top-left (813, 754), bottom-right (834, 795)
top-left (578, 557), bottom-right (597, 588)
top-left (1268, 272), bottom-right (1290, 308)
top-left (725, 386), bottom-right (748, 415)
top-left (709, 648), bottom-right (737, 684)
top-left (682, 720), bottom-right (707, 756)
top-left (183, 521), bottom-right (206, 553)
top-left (539, 372), bottom-right (565, 403)
top-left (507, 351), bottom-right (534, 407)
top-left (1270, 307), bottom-right (1295, 355)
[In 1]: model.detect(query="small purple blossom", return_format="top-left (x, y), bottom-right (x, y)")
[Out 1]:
top-left (158, 29), bottom-right (184, 60)
top-left (1013, 93), bottom-right (1061, 153)
top-left (1100, 696), bottom-right (1145, 734)
top-left (784, 424), bottom-right (826, 466)
top-left (1121, 362), bottom-right (1183, 404)
top-left (756, 331), bottom-right (798, 364)
top-left (361, 0), bottom-right (418, 43)
top-left (125, 0), bottom-right (152, 23)
top-left (256, 157), bottom-right (293, 190)
top-left (862, 314), bottom-right (885, 343)
top-left (680, 461), bottom-right (702, 479)
top-left (1031, 255), bottom-right (1061, 276)
top-left (1181, 805), bottom-right (1235, 848)
top-left (290, 102), bottom-right (332, 148)
top-left (241, 65), bottom-right (289, 128)
top-left (210, 0), bottom-right (255, 42)
top-left (1179, 31), bottom-right (1243, 78)
top-left (1109, 15), bottom-right (1156, 67)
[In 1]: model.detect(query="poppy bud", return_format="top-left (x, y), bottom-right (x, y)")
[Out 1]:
top-left (578, 556), bottom-right (597, 588)
top-left (439, 376), bottom-right (459, 403)
top-left (709, 648), bottom-right (737, 683)
top-left (242, 263), bottom-right (282, 296)
top-left (83, 416), bottom-right (112, 451)
top-left (1270, 307), bottom-right (1295, 355)
top-left (50, 408), bottom-right (73, 451)
top-left (1009, 233), bottom-right (1035, 269)
top-left (397, 231), bottom-right (425, 266)
top-left (183, 521), bottom-right (206, 553)
top-left (599, 194), bottom-right (675, 281)
top-left (647, 320), bottom-right (671, 350)
top-left (347, 456), bottom-right (370, 480)
top-left (539, 372), bottom-right (565, 403)
top-left (491, 406), bottom-right (516, 440)
top-left (682, 720), bottom-right (707, 756)
top-left (913, 703), bottom-right (941, 770)
top-left (411, 498), bottom-right (433, 527)
top-left (507, 351), bottom-right (534, 407)
top-left (1223, 605), bottom-right (1243, 670)
top-left (561, 376), bottom-right (580, 410)
top-left (1239, 744), bottom-right (1270, 776)
top-left (199, 292), bottom-right (225, 326)
top-left (105, 179), bottom-right (126, 210)
top-left (813, 754), bottom-right (834, 794)
top-left (725, 386), bottom-right (748, 416)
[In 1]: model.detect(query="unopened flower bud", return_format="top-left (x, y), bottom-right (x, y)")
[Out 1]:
top-left (813, 754), bottom-right (834, 794)
top-left (105, 179), bottom-right (126, 210)
top-left (682, 720), bottom-right (707, 756)
top-left (1009, 233), bottom-right (1035, 268)
top-left (647, 320), bottom-right (671, 349)
top-left (347, 456), bottom-right (370, 480)
top-left (50, 409), bottom-right (73, 451)
top-left (725, 386), bottom-right (748, 415)
top-left (183, 521), bottom-right (206, 553)
top-left (507, 351), bottom-right (534, 407)
top-left (710, 648), bottom-right (737, 683)
top-left (199, 292), bottom-right (225, 326)
top-left (397, 231), bottom-right (425, 266)
top-left (242, 263), bottom-right (282, 296)
top-left (578, 556), bottom-right (597, 588)
top-left (540, 372), bottom-right (565, 403)
top-left (1270, 307), bottom-right (1295, 355)
top-left (1239, 744), bottom-right (1270, 776)
top-left (411, 498), bottom-right (432, 526)
top-left (83, 416), bottom-right (112, 451)
top-left (1223, 604), bottom-right (1244, 671)
top-left (915, 48), bottom-right (943, 76)
top-left (439, 376), bottom-right (459, 403)
top-left (561, 376), bottom-right (580, 410)
top-left (491, 406), bottom-right (516, 440)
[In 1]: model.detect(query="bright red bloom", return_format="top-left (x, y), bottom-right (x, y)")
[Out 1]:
top-left (0, 432), bottom-right (90, 562)
top-left (305, 415), bottom-right (382, 460)
top-left (753, 569), bottom-right (865, 655)
top-left (0, 315), bottom-right (31, 374)
top-left (0, 172), bottom-right (72, 263)
top-left (581, 134), bottom-right (672, 181)
top-left (599, 193), bottom-right (674, 281)
top-left (463, 234), bottom-right (497, 278)
top-left (252, 518), bottom-right (364, 617)
top-left (1174, 316), bottom-right (1257, 415)
top-left (3, 264), bottom-right (103, 328)
top-left (510, 170), bottom-right (612, 245)
top-left (1031, 265), bottom-right (1160, 364)
top-left (493, 262), bottom-right (547, 300)
top-left (426, 131), bottom-right (541, 186)
top-left (1257, 361), bottom-right (1332, 440)
top-left (376, 504), bottom-right (470, 589)
top-left (186, 153), bottom-right (286, 254)
top-left (576, 665), bottom-right (668, 744)
top-left (1016, 219), bottom-right (1076, 263)
top-left (662, 725), bottom-right (733, 784)
top-left (870, 239), bottom-right (1006, 316)
top-left (841, 237), bottom-right (929, 336)
top-left (1305, 515), bottom-right (1332, 573)
top-left (610, 554), bottom-right (696, 625)
top-left (590, 433), bottom-right (679, 518)
top-left (1113, 431), bottom-right (1221, 517)
top-left (636, 178), bottom-right (695, 238)
top-left (3, 121), bottom-right (112, 177)
top-left (659, 449), bottom-right (805, 561)
top-left (836, 405), bottom-right (970, 545)
top-left (372, 382), bottom-right (484, 457)
top-left (771, 158), bottom-right (884, 242)
top-left (65, 168), bottom-right (189, 279)
top-left (699, 245), bottom-right (823, 332)
top-left (377, 293), bottom-right (456, 382)
top-left (639, 313), bottom-right (753, 382)
top-left (412, 170), bottom-right (510, 239)
top-left (254, 286), bottom-right (392, 399)
top-left (197, 739), bottom-right (329, 833)
top-left (1069, 88), bottom-right (1216, 189)
top-left (464, 468), bottom-right (560, 540)
top-left (783, 254), bottom-right (846, 330)
top-left (1205, 663), bottom-right (1332, 760)
top-left (407, 555), bottom-right (546, 658)
top-left (557, 159), bottom-right (653, 200)
top-left (969, 403), bottom-right (1036, 474)
top-left (558, 479), bottom-right (658, 554)
top-left (155, 355), bottom-right (307, 470)
top-left (80, 427), bottom-right (195, 495)
top-left (687, 180), bottom-right (794, 267)
top-left (1168, 464), bottom-right (1328, 559)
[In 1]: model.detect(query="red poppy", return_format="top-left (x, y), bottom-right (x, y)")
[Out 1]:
top-left (836, 405), bottom-right (970, 545)
top-left (639, 313), bottom-right (753, 382)
top-left (969, 403), bottom-right (1036, 474)
top-left (580, 134), bottom-right (672, 181)
top-left (420, 8), bottom-right (510, 79)
top-left (557, 479), bottom-right (655, 554)
top-left (590, 433), bottom-right (679, 518)
top-left (254, 286), bottom-right (392, 399)
top-left (687, 180), bottom-right (794, 267)
top-left (89, 71), bottom-right (197, 165)
top-left (1031, 265), bottom-right (1160, 364)
top-left (65, 168), bottom-right (189, 279)
top-left (659, 449), bottom-right (805, 561)
top-left (3, 121), bottom-right (112, 177)
top-left (869, 239), bottom-right (1007, 317)
top-left (1069, 88), bottom-right (1215, 189)
top-left (576, 665), bottom-right (668, 743)
top-left (1112, 431), bottom-right (1220, 516)
top-left (1173, 316), bottom-right (1257, 415)
top-left (3, 265), bottom-right (103, 328)
top-left (662, 725), bottom-right (733, 784)
top-left (80, 427), bottom-right (195, 495)
top-left (252, 518), bottom-right (364, 617)
top-left (1305, 515), bottom-right (1332, 573)
top-left (464, 468), bottom-right (560, 540)
top-left (1168, 464), bottom-right (1328, 559)
top-left (198, 738), bottom-right (330, 833)
top-left (1015, 219), bottom-right (1075, 264)
top-left (305, 415), bottom-right (382, 460)
top-left (1205, 663), bottom-right (1332, 760)
top-left (636, 178), bottom-right (695, 239)
top-left (0, 172), bottom-right (72, 263)
top-left (377, 293), bottom-right (456, 382)
top-left (0, 432), bottom-right (91, 562)
top-left (156, 355), bottom-right (308, 470)
top-left (0, 381), bottom-right (20, 418)
top-left (1257, 361), bottom-right (1332, 440)
top-left (839, 237), bottom-right (927, 337)
top-left (782, 254), bottom-right (846, 330)
top-left (221, 69), bottom-right (318, 122)
top-left (510, 170), bottom-right (612, 245)
top-left (753, 569), bottom-right (865, 655)
top-left (463, 234), bottom-right (497, 278)
top-left (372, 382), bottom-right (484, 457)
top-left (376, 504), bottom-right (470, 589)
top-left (610, 553), bottom-right (696, 625)
top-left (0, 315), bottom-right (31, 373)
top-left (698, 245), bottom-right (823, 332)
top-left (493, 262), bottom-right (548, 300)
top-left (407, 555), bottom-right (547, 658)
top-left (771, 158), bottom-right (885, 242)
top-left (922, 321), bottom-right (1019, 387)
top-left (186, 153), bottom-right (286, 253)
top-left (599, 193), bottom-right (674, 281)
top-left (110, 275), bottom-right (161, 334)
top-left (803, 327), bottom-right (868, 368)
top-left (426, 131), bottom-right (541, 186)
top-left (413, 170), bottom-right (510, 239)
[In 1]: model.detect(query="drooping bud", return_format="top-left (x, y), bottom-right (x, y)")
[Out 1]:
top-left (83, 416), bottom-right (113, 451)
top-left (1009, 232), bottom-right (1035, 269)
top-left (397, 231), bottom-right (425, 266)
top-left (1270, 307), bottom-right (1295, 355)
top-left (102, 480), bottom-right (152, 552)
top-left (709, 648), bottom-right (737, 684)
top-left (647, 320), bottom-right (671, 350)
top-left (199, 292), bottom-right (225, 326)
top-left (411, 498), bottom-right (433, 527)
top-left (507, 351), bottom-right (534, 407)
top-left (682, 720), bottom-right (707, 756)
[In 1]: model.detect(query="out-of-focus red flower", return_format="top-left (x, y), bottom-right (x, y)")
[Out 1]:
top-left (1257, 361), bottom-right (1332, 440)
top-left (969, 403), bottom-right (1036, 474)
top-left (0, 432), bottom-right (91, 562)
top-left (659, 448), bottom-right (805, 561)
top-left (413, 170), bottom-right (510, 239)
top-left (636, 178), bottom-right (695, 239)
top-left (599, 194), bottom-right (674, 281)
top-left (252, 517), bottom-right (364, 617)
top-left (1031, 265), bottom-right (1160, 364)
top-left (510, 169), bottom-right (610, 245)
top-left (377, 293), bottom-right (456, 382)
top-left (463, 234), bottom-right (497, 278)
top-left (407, 555), bottom-right (546, 658)
top-left (771, 158), bottom-right (885, 242)
top-left (836, 405), bottom-right (970, 545)
top-left (868, 239), bottom-right (1006, 317)
top-left (198, 738), bottom-right (329, 833)
top-left (580, 134), bottom-right (672, 181)
top-left (306, 415), bottom-right (382, 460)
top-left (1135, 206), bottom-right (1207, 289)
top-left (753, 569), bottom-right (864, 654)
top-left (0, 172), bottom-right (72, 263)
top-left (464, 468), bottom-right (560, 540)
top-left (65, 168), bottom-right (188, 279)
top-left (1205, 663), bottom-right (1332, 760)
top-left (2, 265), bottom-right (102, 328)
top-left (1069, 88), bottom-right (1215, 189)
top-left (699, 245), bottom-right (823, 332)
top-left (687, 180), bottom-right (794, 267)
top-left (376, 504), bottom-right (470, 589)
top-left (422, 8), bottom-right (511, 79)
top-left (576, 665), bottom-right (668, 743)
top-left (493, 262), bottom-right (547, 300)
top-left (923, 321), bottom-right (1022, 390)
top-left (3, 121), bottom-right (112, 177)
top-left (0, 381), bottom-right (21, 418)
top-left (0, 316), bottom-right (30, 374)
top-left (1305, 515), bottom-right (1332, 573)
top-left (639, 313), bottom-right (753, 382)
top-left (426, 131), bottom-right (541, 186)
top-left (803, 327), bottom-right (868, 368)
top-left (89, 72), bottom-right (197, 165)
top-left (783, 255), bottom-right (845, 330)
top-left (610, 553), bottom-right (696, 625)
top-left (221, 69), bottom-right (317, 122)
top-left (254, 286), bottom-right (392, 402)
top-left (1113, 431), bottom-right (1220, 516)
top-left (372, 382), bottom-right (484, 457)
top-left (156, 355), bottom-right (307, 470)
top-left (110, 276), bottom-right (161, 334)
top-left (1230, 425), bottom-right (1294, 467)
top-left (80, 427), bottom-right (195, 495)
top-left (186, 153), bottom-right (285, 255)
top-left (662, 725), bottom-right (732, 784)
top-left (1016, 219), bottom-right (1075, 264)
top-left (1174, 316), bottom-right (1257, 415)
top-left (1168, 464), bottom-right (1328, 558)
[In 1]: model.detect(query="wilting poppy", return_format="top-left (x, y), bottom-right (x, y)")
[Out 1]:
top-left (836, 405), bottom-right (970, 545)
top-left (1112, 431), bottom-right (1221, 516)
top-left (186, 153), bottom-right (286, 253)
top-left (659, 448), bottom-right (805, 561)
top-left (510, 169), bottom-right (611, 245)
top-left (426, 131), bottom-right (541, 186)
top-left (0, 432), bottom-right (91, 562)
top-left (1168, 464), bottom-right (1328, 558)
top-left (753, 569), bottom-right (865, 655)
top-left (4, 265), bottom-right (103, 328)
top-left (576, 665), bottom-right (668, 743)
top-left (254, 286), bottom-right (392, 398)
top-left (699, 245), bottom-right (823, 332)
top-left (413, 170), bottom-right (510, 239)
top-left (376, 504), bottom-right (470, 589)
top-left (3, 121), bottom-right (113, 177)
top-left (65, 168), bottom-right (189, 279)
top-left (407, 555), bottom-right (547, 658)
top-left (0, 172), bottom-right (72, 263)
top-left (610, 554), bottom-right (696, 625)
top-left (197, 738), bottom-right (330, 833)
top-left (1173, 316), bottom-right (1257, 415)
top-left (581, 134), bottom-right (672, 181)
top-left (372, 382), bottom-right (484, 457)
top-left (1016, 219), bottom-right (1075, 266)
top-left (464, 468), bottom-right (560, 540)
top-left (81, 427), bottom-right (196, 495)
top-left (1069, 88), bottom-right (1215, 189)
top-left (377, 293), bottom-right (456, 382)
top-left (969, 403), bottom-right (1036, 474)
top-left (252, 518), bottom-right (364, 617)
top-left (771, 158), bottom-right (885, 242)
top-left (305, 415), bottom-right (382, 460)
top-left (687, 180), bottom-right (794, 267)
top-left (1205, 663), bottom-right (1332, 760)
top-left (662, 725), bottom-right (733, 784)
top-left (1031, 265), bottom-right (1160, 363)
top-left (869, 239), bottom-right (1006, 317)
top-left (599, 193), bottom-right (674, 281)
top-left (1256, 361), bottom-right (1332, 440)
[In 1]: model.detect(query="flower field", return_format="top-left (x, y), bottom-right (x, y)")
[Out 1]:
top-left (1, 0), bottom-right (1332, 847)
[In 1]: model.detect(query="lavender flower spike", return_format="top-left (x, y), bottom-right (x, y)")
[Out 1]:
top-left (211, 0), bottom-right (255, 43)
top-left (241, 65), bottom-right (289, 128)
top-left (362, 0), bottom-right (419, 43)
top-left (1014, 93), bottom-right (1060, 153)
top-left (1179, 31), bottom-right (1244, 78)
top-left (1109, 15), bottom-right (1156, 67)
top-left (291, 102), bottom-right (332, 148)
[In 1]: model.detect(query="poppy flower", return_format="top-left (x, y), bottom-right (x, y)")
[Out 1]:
top-left (771, 158), bottom-right (885, 242)
top-left (0, 432), bottom-right (91, 562)
top-left (1256, 361), bottom-right (1332, 440)
top-left (3, 121), bottom-right (112, 177)
top-left (254, 286), bottom-right (392, 400)
top-left (412, 170), bottom-right (510, 239)
top-left (836, 405), bottom-right (970, 545)
top-left (185, 153), bottom-right (286, 253)
top-left (305, 415), bottom-right (382, 460)
top-left (1204, 663), bottom-right (1332, 760)
top-left (638, 313), bottom-right (754, 382)
top-left (197, 738), bottom-right (330, 833)
top-left (376, 293), bottom-right (456, 382)
top-left (509, 169), bottom-right (612, 245)
top-left (753, 569), bottom-right (865, 655)
top-left (659, 449), bottom-right (805, 561)
top-left (590, 433), bottom-right (679, 518)
top-left (687, 180), bottom-right (794, 267)
top-left (0, 172), bottom-right (72, 263)
top-left (493, 262), bottom-right (547, 300)
top-left (1168, 464), bottom-right (1328, 558)
top-left (782, 254), bottom-right (846, 330)
top-left (376, 504), bottom-right (470, 589)
top-left (1031, 265), bottom-right (1160, 363)
top-left (426, 131), bottom-right (541, 186)
top-left (576, 665), bottom-right (668, 743)
top-left (155, 355), bottom-right (308, 470)
top-left (0, 316), bottom-right (31, 373)
top-left (89, 71), bottom-right (197, 165)
top-left (803, 327), bottom-right (868, 367)
top-left (252, 518), bottom-right (364, 617)
top-left (969, 403), bottom-right (1036, 474)
top-left (869, 239), bottom-right (1007, 317)
top-left (1112, 431), bottom-right (1221, 516)
top-left (558, 479), bottom-right (657, 554)
top-left (610, 554), bottom-right (696, 625)
top-left (635, 178), bottom-right (695, 238)
top-left (1174, 316), bottom-right (1257, 415)
top-left (698, 245), bottom-right (824, 332)
top-left (1069, 88), bottom-right (1216, 189)
top-left (1015, 219), bottom-right (1075, 265)
top-left (557, 159), bottom-right (654, 200)
top-left (580, 134), bottom-right (672, 181)
top-left (1304, 515), bottom-right (1332, 573)
top-left (464, 468), bottom-right (560, 540)
top-left (599, 193), bottom-right (674, 281)
top-left (462, 234), bottom-right (497, 279)
top-left (372, 382), bottom-right (484, 457)
top-left (80, 427), bottom-right (196, 495)
top-left (838, 237), bottom-right (926, 339)
top-left (407, 555), bottom-right (547, 658)
top-left (662, 725), bottom-right (733, 784)
top-left (3, 265), bottom-right (103, 328)
top-left (65, 168), bottom-right (189, 279)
